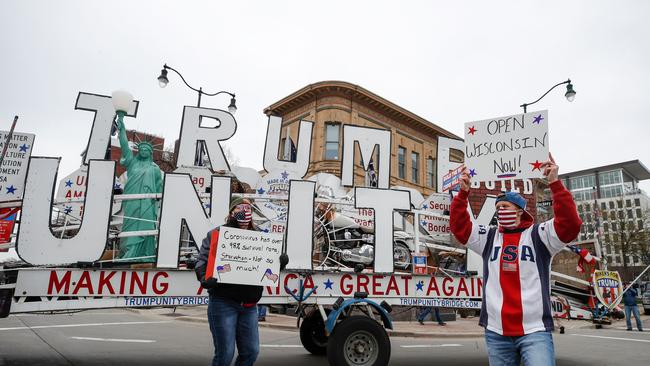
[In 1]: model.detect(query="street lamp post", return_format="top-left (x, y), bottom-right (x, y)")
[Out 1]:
top-left (520, 79), bottom-right (576, 113)
top-left (157, 64), bottom-right (237, 166)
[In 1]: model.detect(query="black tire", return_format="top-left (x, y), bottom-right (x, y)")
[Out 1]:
top-left (393, 242), bottom-right (411, 270)
top-left (300, 308), bottom-right (330, 355)
top-left (327, 315), bottom-right (391, 366)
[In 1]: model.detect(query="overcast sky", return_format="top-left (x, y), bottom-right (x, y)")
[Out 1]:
top-left (1, 0), bottom-right (649, 192)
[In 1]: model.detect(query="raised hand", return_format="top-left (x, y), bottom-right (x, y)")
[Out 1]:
top-left (541, 153), bottom-right (559, 183)
top-left (459, 166), bottom-right (471, 192)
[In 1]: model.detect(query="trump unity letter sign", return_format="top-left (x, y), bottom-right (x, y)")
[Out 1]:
top-left (464, 110), bottom-right (549, 182)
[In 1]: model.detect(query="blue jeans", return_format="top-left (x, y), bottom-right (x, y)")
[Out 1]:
top-left (258, 305), bottom-right (267, 319)
top-left (207, 296), bottom-right (260, 366)
top-left (485, 329), bottom-right (555, 366)
top-left (625, 305), bottom-right (643, 330)
top-left (417, 307), bottom-right (444, 324)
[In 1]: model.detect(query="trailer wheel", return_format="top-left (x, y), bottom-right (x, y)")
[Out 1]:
top-left (327, 316), bottom-right (390, 366)
top-left (300, 308), bottom-right (330, 355)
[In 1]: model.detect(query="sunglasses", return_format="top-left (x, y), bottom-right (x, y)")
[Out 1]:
top-left (235, 203), bottom-right (252, 211)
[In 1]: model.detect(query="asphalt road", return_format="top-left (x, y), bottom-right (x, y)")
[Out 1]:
top-left (0, 309), bottom-right (648, 366)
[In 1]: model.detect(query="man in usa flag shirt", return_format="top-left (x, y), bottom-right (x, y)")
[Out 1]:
top-left (450, 154), bottom-right (582, 366)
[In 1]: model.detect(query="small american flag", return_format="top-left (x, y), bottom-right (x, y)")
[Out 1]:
top-left (365, 156), bottom-right (378, 187)
top-left (567, 244), bottom-right (595, 273)
top-left (263, 268), bottom-right (279, 283)
top-left (217, 264), bottom-right (231, 273)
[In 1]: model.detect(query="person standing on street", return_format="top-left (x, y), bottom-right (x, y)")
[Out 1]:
top-left (623, 284), bottom-right (644, 331)
top-left (195, 197), bottom-right (261, 366)
top-left (450, 154), bottom-right (582, 366)
top-left (417, 306), bottom-right (446, 326)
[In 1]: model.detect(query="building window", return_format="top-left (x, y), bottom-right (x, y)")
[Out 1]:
top-left (427, 157), bottom-right (435, 188)
top-left (636, 208), bottom-right (642, 217)
top-left (603, 222), bottom-right (609, 232)
top-left (626, 199), bottom-right (632, 207)
top-left (600, 185), bottom-right (623, 199)
top-left (411, 152), bottom-right (419, 183)
top-left (578, 205), bottom-right (583, 213)
top-left (599, 170), bottom-right (622, 186)
top-left (635, 198), bottom-right (641, 206)
top-left (627, 210), bottom-right (633, 219)
top-left (398, 147), bottom-right (406, 179)
top-left (612, 222), bottom-right (618, 231)
top-left (639, 220), bottom-right (644, 230)
top-left (609, 201), bottom-right (615, 209)
top-left (325, 123), bottom-right (340, 160)
top-left (569, 175), bottom-right (596, 190)
top-left (617, 200), bottom-right (623, 209)
top-left (601, 202), bottom-right (607, 211)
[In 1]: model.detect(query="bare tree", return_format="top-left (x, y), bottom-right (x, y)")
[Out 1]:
top-left (223, 146), bottom-right (240, 167)
top-left (603, 200), bottom-right (649, 280)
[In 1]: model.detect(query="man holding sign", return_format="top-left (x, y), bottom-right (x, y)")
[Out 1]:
top-left (195, 196), bottom-right (277, 366)
top-left (450, 154), bottom-right (581, 365)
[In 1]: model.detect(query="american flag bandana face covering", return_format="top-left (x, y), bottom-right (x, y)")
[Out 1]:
top-left (497, 208), bottom-right (519, 229)
top-left (234, 208), bottom-right (252, 225)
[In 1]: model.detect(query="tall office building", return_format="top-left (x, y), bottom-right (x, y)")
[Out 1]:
top-left (559, 160), bottom-right (650, 277)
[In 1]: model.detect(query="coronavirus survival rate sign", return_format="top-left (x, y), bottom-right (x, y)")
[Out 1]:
top-left (207, 227), bottom-right (283, 287)
top-left (464, 110), bottom-right (548, 182)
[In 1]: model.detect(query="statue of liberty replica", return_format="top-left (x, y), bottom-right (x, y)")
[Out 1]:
top-left (115, 112), bottom-right (162, 264)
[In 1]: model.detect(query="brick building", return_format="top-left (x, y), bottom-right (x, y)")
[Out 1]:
top-left (264, 80), bottom-right (542, 219)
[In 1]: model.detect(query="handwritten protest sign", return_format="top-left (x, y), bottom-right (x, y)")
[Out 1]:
top-left (442, 165), bottom-right (463, 192)
top-left (0, 131), bottom-right (35, 201)
top-left (208, 227), bottom-right (283, 286)
top-left (464, 110), bottom-right (548, 182)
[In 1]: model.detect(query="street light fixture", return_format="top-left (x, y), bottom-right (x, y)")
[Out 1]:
top-left (564, 82), bottom-right (576, 102)
top-left (520, 79), bottom-right (576, 113)
top-left (157, 68), bottom-right (169, 88)
top-left (156, 63), bottom-right (236, 113)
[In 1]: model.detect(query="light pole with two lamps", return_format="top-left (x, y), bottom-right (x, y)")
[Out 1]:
top-left (157, 64), bottom-right (237, 166)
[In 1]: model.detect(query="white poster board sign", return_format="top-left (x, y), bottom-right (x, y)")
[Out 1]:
top-left (464, 110), bottom-right (548, 182)
top-left (255, 169), bottom-right (297, 222)
top-left (0, 131), bottom-right (35, 201)
top-left (209, 227), bottom-right (283, 286)
top-left (420, 193), bottom-right (451, 244)
top-left (55, 166), bottom-right (88, 220)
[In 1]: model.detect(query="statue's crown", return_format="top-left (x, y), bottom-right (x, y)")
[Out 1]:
top-left (137, 141), bottom-right (154, 151)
